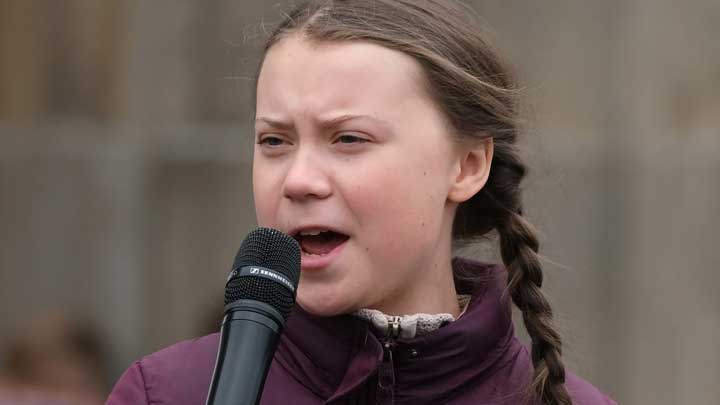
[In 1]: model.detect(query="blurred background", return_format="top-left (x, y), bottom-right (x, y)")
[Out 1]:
top-left (0, 1), bottom-right (718, 404)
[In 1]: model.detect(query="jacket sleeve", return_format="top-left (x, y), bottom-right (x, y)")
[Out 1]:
top-left (106, 360), bottom-right (150, 405)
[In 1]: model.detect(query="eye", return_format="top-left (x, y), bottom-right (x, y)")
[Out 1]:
top-left (334, 134), bottom-right (369, 144)
top-left (257, 135), bottom-right (287, 147)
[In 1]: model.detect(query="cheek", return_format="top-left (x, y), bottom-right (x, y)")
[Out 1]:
top-left (347, 155), bottom-right (448, 247)
top-left (252, 162), bottom-right (280, 225)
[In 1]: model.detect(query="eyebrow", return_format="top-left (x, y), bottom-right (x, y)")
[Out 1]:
top-left (254, 114), bottom-right (391, 131)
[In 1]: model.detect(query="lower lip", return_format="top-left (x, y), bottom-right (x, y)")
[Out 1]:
top-left (300, 239), bottom-right (347, 272)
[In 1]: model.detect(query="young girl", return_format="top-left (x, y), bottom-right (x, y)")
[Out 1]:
top-left (108, 1), bottom-right (615, 404)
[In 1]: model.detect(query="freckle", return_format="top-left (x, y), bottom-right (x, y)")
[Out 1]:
top-left (366, 247), bottom-right (370, 252)
top-left (423, 171), bottom-right (427, 176)
top-left (421, 222), bottom-right (425, 227)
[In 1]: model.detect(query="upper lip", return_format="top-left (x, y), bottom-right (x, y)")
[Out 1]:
top-left (287, 224), bottom-right (349, 239)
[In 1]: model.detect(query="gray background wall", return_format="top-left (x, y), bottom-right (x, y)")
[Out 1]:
top-left (1, 1), bottom-right (718, 403)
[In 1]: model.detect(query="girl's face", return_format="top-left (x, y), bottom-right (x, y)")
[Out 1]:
top-left (254, 37), bottom-right (466, 316)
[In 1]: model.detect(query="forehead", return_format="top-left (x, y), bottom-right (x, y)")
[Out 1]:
top-left (256, 36), bottom-right (430, 118)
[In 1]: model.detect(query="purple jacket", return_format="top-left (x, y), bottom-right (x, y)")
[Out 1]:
top-left (107, 260), bottom-right (615, 404)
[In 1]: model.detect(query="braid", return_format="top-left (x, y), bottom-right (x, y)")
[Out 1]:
top-left (454, 142), bottom-right (571, 404)
top-left (499, 211), bottom-right (570, 405)
top-left (486, 148), bottom-right (571, 405)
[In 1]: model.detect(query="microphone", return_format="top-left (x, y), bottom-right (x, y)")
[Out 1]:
top-left (206, 227), bottom-right (301, 405)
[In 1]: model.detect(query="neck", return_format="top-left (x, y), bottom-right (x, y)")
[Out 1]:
top-left (373, 266), bottom-right (460, 317)
top-left (367, 214), bottom-right (460, 318)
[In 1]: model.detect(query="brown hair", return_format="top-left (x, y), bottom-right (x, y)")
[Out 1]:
top-left (256, 1), bottom-right (570, 403)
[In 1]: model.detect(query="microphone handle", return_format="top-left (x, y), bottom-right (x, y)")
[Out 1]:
top-left (206, 301), bottom-right (284, 405)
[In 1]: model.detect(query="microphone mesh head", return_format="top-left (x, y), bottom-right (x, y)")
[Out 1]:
top-left (224, 228), bottom-right (301, 320)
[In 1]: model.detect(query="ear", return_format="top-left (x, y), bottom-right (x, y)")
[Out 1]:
top-left (448, 138), bottom-right (494, 203)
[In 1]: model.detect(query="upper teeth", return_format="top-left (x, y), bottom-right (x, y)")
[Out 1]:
top-left (299, 230), bottom-right (325, 236)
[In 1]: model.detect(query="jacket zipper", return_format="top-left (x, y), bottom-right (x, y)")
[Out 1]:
top-left (377, 316), bottom-right (401, 404)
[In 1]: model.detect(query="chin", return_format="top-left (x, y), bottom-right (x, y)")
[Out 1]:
top-left (296, 289), bottom-right (359, 317)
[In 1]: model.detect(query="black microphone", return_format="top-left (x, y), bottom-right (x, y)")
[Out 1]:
top-left (206, 227), bottom-right (301, 405)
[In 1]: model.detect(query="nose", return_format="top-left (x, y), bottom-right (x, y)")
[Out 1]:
top-left (282, 149), bottom-right (332, 202)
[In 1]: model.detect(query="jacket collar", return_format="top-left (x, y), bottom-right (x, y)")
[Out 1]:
top-left (273, 258), bottom-right (520, 402)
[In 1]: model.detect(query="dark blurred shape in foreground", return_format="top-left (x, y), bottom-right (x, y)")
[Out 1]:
top-left (0, 312), bottom-right (109, 405)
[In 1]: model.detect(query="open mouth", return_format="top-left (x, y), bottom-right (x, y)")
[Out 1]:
top-left (292, 230), bottom-right (350, 256)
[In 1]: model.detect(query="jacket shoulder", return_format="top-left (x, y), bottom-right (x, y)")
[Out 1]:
top-left (106, 333), bottom-right (220, 405)
top-left (565, 371), bottom-right (617, 405)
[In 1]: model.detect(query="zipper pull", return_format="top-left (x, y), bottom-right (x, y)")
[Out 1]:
top-left (377, 316), bottom-right (400, 403)
top-left (377, 340), bottom-right (396, 403)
